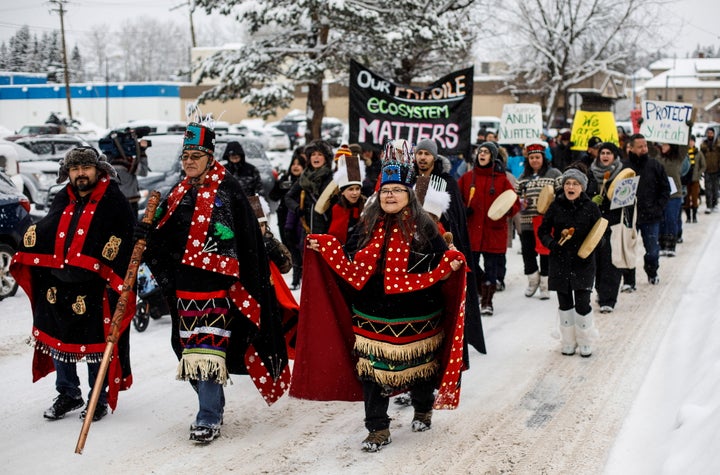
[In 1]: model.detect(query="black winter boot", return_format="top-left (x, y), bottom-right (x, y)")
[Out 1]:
top-left (666, 235), bottom-right (677, 257)
top-left (692, 207), bottom-right (698, 223)
top-left (480, 283), bottom-right (496, 315)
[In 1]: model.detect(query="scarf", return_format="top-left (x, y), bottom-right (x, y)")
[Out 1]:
top-left (590, 159), bottom-right (622, 185)
top-left (298, 166), bottom-right (332, 196)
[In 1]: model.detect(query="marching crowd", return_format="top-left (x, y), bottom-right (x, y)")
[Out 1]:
top-left (9, 118), bottom-right (719, 451)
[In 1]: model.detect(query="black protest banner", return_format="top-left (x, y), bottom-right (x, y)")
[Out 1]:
top-left (348, 60), bottom-right (474, 158)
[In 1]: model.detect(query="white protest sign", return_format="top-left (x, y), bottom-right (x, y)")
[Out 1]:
top-left (498, 103), bottom-right (543, 144)
top-left (639, 100), bottom-right (693, 146)
top-left (610, 176), bottom-right (640, 209)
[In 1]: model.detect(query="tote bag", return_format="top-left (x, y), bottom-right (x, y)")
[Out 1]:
top-left (610, 204), bottom-right (638, 269)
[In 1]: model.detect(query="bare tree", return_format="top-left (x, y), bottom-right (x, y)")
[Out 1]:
top-left (495, 0), bottom-right (669, 127)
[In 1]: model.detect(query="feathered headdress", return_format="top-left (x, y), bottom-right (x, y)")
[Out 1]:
top-left (415, 174), bottom-right (451, 220)
top-left (183, 105), bottom-right (216, 155)
top-left (380, 139), bottom-right (415, 187)
top-left (333, 153), bottom-right (366, 190)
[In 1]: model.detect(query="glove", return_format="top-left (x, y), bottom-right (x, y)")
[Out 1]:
top-left (591, 194), bottom-right (603, 205)
top-left (637, 117), bottom-right (644, 125)
top-left (686, 119), bottom-right (694, 128)
top-left (134, 221), bottom-right (152, 242)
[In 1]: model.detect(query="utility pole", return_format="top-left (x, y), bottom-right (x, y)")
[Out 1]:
top-left (171, 0), bottom-right (197, 48)
top-left (49, 0), bottom-right (73, 120)
top-left (171, 1), bottom-right (196, 82)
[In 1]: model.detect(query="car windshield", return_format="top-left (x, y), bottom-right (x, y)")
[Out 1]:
top-left (143, 136), bottom-right (183, 174)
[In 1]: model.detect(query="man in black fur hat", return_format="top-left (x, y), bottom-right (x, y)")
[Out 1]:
top-left (11, 146), bottom-right (136, 422)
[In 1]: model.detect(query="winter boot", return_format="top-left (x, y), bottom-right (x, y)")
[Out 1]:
top-left (575, 310), bottom-right (599, 357)
top-left (685, 207), bottom-right (692, 223)
top-left (79, 403), bottom-right (108, 422)
top-left (558, 309), bottom-right (576, 356)
top-left (665, 235), bottom-right (677, 257)
top-left (411, 410), bottom-right (433, 432)
top-left (538, 275), bottom-right (550, 300)
top-left (524, 271), bottom-right (540, 297)
top-left (361, 429), bottom-right (392, 452)
top-left (480, 282), bottom-right (496, 315)
top-left (692, 207), bottom-right (698, 223)
top-left (190, 425), bottom-right (221, 443)
top-left (658, 235), bottom-right (668, 256)
top-left (43, 394), bottom-right (84, 420)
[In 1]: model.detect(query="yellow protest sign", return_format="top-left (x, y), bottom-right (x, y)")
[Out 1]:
top-left (570, 111), bottom-right (619, 151)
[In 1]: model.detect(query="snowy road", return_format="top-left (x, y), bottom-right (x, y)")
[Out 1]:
top-left (2, 211), bottom-right (718, 474)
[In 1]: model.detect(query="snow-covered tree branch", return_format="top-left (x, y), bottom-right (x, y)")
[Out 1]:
top-left (193, 0), bottom-right (484, 142)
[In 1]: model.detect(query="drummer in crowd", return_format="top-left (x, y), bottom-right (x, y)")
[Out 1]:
top-left (515, 141), bottom-right (562, 300)
top-left (458, 141), bottom-right (520, 316)
top-left (537, 163), bottom-right (601, 357)
top-left (586, 142), bottom-right (626, 314)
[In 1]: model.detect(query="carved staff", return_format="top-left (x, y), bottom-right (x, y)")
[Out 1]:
top-left (75, 191), bottom-right (161, 454)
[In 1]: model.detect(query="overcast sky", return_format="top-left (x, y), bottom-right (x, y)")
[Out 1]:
top-left (0, 0), bottom-right (718, 59)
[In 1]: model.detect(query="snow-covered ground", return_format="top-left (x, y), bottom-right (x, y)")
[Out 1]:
top-left (2, 207), bottom-right (720, 474)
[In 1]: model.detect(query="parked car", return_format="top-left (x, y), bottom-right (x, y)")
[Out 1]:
top-left (14, 134), bottom-right (89, 161)
top-left (234, 123), bottom-right (291, 151)
top-left (471, 116), bottom-right (502, 139)
top-left (321, 117), bottom-right (346, 147)
top-left (276, 114), bottom-right (307, 149)
top-left (276, 113), bottom-right (348, 149)
top-left (0, 139), bottom-right (60, 208)
top-left (115, 119), bottom-right (188, 135)
top-left (0, 168), bottom-right (32, 299)
top-left (135, 134), bottom-right (277, 213)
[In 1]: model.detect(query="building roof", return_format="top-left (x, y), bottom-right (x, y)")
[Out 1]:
top-left (644, 58), bottom-right (720, 89)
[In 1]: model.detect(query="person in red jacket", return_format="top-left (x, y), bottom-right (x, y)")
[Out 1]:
top-left (326, 151), bottom-right (366, 244)
top-left (458, 142), bottom-right (520, 315)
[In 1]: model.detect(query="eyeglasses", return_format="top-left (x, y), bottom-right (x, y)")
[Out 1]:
top-left (181, 152), bottom-right (208, 161)
top-left (380, 188), bottom-right (408, 196)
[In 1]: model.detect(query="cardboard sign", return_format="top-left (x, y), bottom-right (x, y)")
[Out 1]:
top-left (497, 103), bottom-right (543, 144)
top-left (610, 176), bottom-right (640, 209)
top-left (570, 111), bottom-right (619, 151)
top-left (639, 100), bottom-right (693, 146)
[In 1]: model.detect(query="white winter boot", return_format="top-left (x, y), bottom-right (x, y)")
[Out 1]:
top-left (524, 271), bottom-right (540, 297)
top-left (575, 310), bottom-right (599, 357)
top-left (538, 275), bottom-right (550, 300)
top-left (558, 309), bottom-right (576, 355)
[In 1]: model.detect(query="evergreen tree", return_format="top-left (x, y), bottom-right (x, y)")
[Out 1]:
top-left (193, 0), bottom-right (481, 142)
top-left (0, 42), bottom-right (7, 70)
top-left (70, 45), bottom-right (84, 82)
top-left (9, 25), bottom-right (32, 71)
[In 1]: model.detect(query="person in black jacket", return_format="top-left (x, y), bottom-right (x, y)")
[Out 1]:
top-left (414, 138), bottom-right (486, 356)
top-left (269, 147), bottom-right (306, 289)
top-left (620, 134), bottom-right (670, 288)
top-left (222, 141), bottom-right (264, 198)
top-left (538, 165), bottom-right (601, 357)
top-left (11, 146), bottom-right (136, 422)
top-left (284, 139), bottom-right (334, 235)
top-left (587, 143), bottom-right (626, 313)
